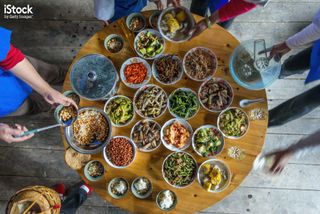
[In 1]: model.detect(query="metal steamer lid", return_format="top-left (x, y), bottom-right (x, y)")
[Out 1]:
top-left (70, 54), bottom-right (117, 100)
top-left (229, 39), bottom-right (281, 90)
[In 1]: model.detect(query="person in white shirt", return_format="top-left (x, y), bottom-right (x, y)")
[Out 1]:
top-left (267, 8), bottom-right (320, 127)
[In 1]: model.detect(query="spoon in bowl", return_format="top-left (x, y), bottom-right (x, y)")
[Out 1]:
top-left (239, 98), bottom-right (265, 108)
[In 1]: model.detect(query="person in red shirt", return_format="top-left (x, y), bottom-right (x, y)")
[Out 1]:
top-left (189, 0), bottom-right (270, 39)
top-left (0, 27), bottom-right (76, 144)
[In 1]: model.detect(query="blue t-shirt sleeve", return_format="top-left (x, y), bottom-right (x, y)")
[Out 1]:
top-left (0, 27), bottom-right (11, 61)
top-left (208, 0), bottom-right (230, 13)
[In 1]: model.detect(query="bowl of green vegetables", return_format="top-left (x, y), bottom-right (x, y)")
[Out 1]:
top-left (192, 125), bottom-right (224, 158)
top-left (217, 107), bottom-right (250, 139)
top-left (168, 88), bottom-right (200, 120)
top-left (104, 95), bottom-right (135, 127)
top-left (134, 29), bottom-right (165, 60)
top-left (162, 151), bottom-right (197, 188)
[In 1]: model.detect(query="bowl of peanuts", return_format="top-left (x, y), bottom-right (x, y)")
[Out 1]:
top-left (64, 107), bottom-right (112, 154)
top-left (103, 136), bottom-right (137, 169)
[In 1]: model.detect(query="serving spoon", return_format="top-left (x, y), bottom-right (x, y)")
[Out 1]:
top-left (16, 118), bottom-right (74, 137)
top-left (239, 98), bottom-right (265, 108)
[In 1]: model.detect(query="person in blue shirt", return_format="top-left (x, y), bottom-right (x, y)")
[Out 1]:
top-left (0, 27), bottom-right (76, 143)
top-left (94, 0), bottom-right (180, 24)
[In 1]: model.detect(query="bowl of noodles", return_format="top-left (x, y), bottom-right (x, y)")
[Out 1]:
top-left (64, 107), bottom-right (112, 154)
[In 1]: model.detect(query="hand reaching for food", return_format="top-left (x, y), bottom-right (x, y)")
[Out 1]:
top-left (267, 149), bottom-right (294, 174)
top-left (42, 88), bottom-right (78, 109)
top-left (0, 123), bottom-right (34, 143)
top-left (268, 42), bottom-right (291, 60)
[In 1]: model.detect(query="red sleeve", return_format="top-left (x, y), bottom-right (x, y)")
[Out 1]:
top-left (0, 44), bottom-right (25, 71)
top-left (218, 0), bottom-right (257, 22)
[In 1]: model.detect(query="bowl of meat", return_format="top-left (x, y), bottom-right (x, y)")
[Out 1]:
top-left (183, 47), bottom-right (218, 82)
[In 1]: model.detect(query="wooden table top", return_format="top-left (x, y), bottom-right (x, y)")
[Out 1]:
top-left (62, 11), bottom-right (268, 214)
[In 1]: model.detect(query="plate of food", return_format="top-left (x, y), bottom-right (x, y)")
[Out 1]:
top-left (108, 177), bottom-right (129, 199)
top-left (131, 177), bottom-right (153, 199)
top-left (168, 88), bottom-right (200, 120)
top-left (158, 6), bottom-right (195, 43)
top-left (126, 12), bottom-right (146, 32)
top-left (183, 47), bottom-right (218, 81)
top-left (198, 78), bottom-right (234, 112)
top-left (104, 34), bottom-right (124, 54)
top-left (131, 119), bottom-right (161, 152)
top-left (162, 152), bottom-right (197, 188)
top-left (161, 118), bottom-right (193, 151)
top-left (104, 95), bottom-right (135, 127)
top-left (218, 107), bottom-right (250, 139)
top-left (120, 57), bottom-right (152, 89)
top-left (197, 159), bottom-right (231, 193)
top-left (64, 107), bottom-right (112, 154)
top-left (133, 84), bottom-right (168, 119)
top-left (152, 54), bottom-right (183, 85)
top-left (134, 29), bottom-right (165, 60)
top-left (103, 136), bottom-right (136, 169)
top-left (84, 160), bottom-right (105, 182)
top-left (192, 125), bottom-right (224, 158)
top-left (156, 190), bottom-right (177, 211)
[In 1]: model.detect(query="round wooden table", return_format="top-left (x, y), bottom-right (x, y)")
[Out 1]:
top-left (62, 11), bottom-right (268, 214)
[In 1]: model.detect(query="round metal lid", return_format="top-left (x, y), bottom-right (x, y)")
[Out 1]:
top-left (70, 54), bottom-right (117, 100)
top-left (229, 40), bottom-right (281, 90)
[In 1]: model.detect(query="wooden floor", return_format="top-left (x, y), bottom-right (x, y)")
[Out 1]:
top-left (1, 0), bottom-right (320, 213)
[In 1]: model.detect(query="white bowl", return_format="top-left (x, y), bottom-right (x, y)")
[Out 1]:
top-left (130, 119), bottom-right (162, 152)
top-left (134, 29), bottom-right (165, 60)
top-left (217, 107), bottom-right (250, 139)
top-left (152, 54), bottom-right (183, 85)
top-left (197, 159), bottom-right (231, 193)
top-left (133, 84), bottom-right (168, 119)
top-left (104, 95), bottom-right (135, 127)
top-left (161, 118), bottom-right (193, 152)
top-left (162, 151), bottom-right (197, 188)
top-left (198, 77), bottom-right (234, 113)
top-left (183, 47), bottom-right (218, 82)
top-left (120, 57), bottom-right (152, 89)
top-left (168, 87), bottom-right (200, 120)
top-left (191, 125), bottom-right (225, 158)
top-left (103, 136), bottom-right (137, 169)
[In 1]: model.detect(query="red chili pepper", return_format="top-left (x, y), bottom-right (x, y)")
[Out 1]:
top-left (124, 62), bottom-right (147, 84)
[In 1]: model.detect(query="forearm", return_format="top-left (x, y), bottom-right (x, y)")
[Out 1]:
top-left (218, 0), bottom-right (256, 22)
top-left (288, 129), bottom-right (320, 158)
top-left (286, 23), bottom-right (320, 49)
top-left (10, 58), bottom-right (53, 96)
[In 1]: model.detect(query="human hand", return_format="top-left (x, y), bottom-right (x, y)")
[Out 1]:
top-left (167, 0), bottom-right (181, 7)
top-left (188, 19), bottom-right (207, 40)
top-left (42, 88), bottom-right (78, 109)
top-left (268, 42), bottom-right (291, 60)
top-left (152, 0), bottom-right (164, 10)
top-left (267, 149), bottom-right (294, 174)
top-left (0, 123), bottom-right (34, 143)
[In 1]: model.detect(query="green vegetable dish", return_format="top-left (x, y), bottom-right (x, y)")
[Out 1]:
top-left (169, 88), bottom-right (199, 119)
top-left (105, 96), bottom-right (134, 126)
top-left (194, 126), bottom-right (224, 157)
top-left (218, 108), bottom-right (249, 138)
top-left (163, 152), bottom-right (197, 187)
top-left (136, 30), bottom-right (164, 59)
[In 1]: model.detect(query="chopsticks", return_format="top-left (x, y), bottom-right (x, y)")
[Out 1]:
top-left (22, 200), bottom-right (37, 214)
